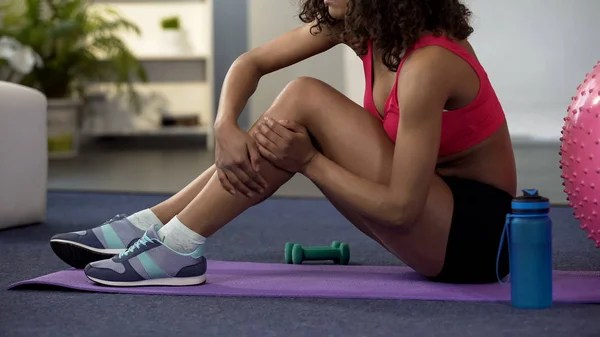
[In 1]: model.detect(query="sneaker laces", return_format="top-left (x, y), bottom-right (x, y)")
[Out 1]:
top-left (118, 234), bottom-right (153, 259)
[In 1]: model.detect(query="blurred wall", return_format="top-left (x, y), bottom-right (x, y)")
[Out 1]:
top-left (213, 0), bottom-right (249, 128)
top-left (247, 0), bottom-right (347, 127)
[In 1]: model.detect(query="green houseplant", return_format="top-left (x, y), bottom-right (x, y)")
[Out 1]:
top-left (0, 0), bottom-right (147, 157)
top-left (159, 15), bottom-right (189, 56)
top-left (160, 16), bottom-right (180, 30)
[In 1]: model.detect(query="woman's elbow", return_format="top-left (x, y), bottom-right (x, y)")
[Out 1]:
top-left (232, 52), bottom-right (264, 76)
top-left (381, 202), bottom-right (420, 232)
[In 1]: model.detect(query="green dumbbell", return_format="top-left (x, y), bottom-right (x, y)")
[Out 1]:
top-left (284, 241), bottom-right (350, 265)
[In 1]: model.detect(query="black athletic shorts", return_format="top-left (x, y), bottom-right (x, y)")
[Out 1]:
top-left (427, 175), bottom-right (513, 284)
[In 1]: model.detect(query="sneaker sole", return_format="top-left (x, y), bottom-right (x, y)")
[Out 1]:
top-left (50, 239), bottom-right (124, 269)
top-left (86, 274), bottom-right (207, 287)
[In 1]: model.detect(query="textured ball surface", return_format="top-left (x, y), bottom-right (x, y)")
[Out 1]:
top-left (560, 60), bottom-right (600, 248)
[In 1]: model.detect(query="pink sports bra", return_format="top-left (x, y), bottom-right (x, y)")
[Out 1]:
top-left (361, 35), bottom-right (506, 156)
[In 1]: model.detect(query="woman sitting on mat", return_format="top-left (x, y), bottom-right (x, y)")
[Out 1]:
top-left (50, 0), bottom-right (517, 286)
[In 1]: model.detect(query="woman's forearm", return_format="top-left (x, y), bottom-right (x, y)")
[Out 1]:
top-left (302, 153), bottom-right (406, 226)
top-left (214, 54), bottom-right (263, 128)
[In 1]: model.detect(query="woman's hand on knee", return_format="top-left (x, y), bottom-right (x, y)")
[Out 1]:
top-left (253, 117), bottom-right (317, 173)
top-left (215, 123), bottom-right (268, 198)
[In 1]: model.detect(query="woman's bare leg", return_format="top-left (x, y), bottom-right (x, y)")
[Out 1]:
top-left (173, 77), bottom-right (453, 276)
top-left (175, 77), bottom-right (379, 239)
top-left (172, 78), bottom-right (384, 241)
top-left (149, 166), bottom-right (216, 224)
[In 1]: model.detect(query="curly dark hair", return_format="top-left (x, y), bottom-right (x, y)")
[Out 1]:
top-left (299, 0), bottom-right (474, 71)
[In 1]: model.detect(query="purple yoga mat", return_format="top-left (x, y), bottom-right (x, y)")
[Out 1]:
top-left (7, 260), bottom-right (600, 303)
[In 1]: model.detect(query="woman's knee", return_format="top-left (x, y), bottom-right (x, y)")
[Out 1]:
top-left (282, 76), bottom-right (324, 96)
top-left (265, 77), bottom-right (324, 123)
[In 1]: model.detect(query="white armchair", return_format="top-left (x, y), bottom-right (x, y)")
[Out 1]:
top-left (0, 81), bottom-right (47, 230)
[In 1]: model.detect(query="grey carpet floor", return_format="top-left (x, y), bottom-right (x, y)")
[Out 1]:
top-left (1, 191), bottom-right (600, 337)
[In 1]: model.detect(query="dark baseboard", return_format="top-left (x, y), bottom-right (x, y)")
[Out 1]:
top-left (80, 135), bottom-right (208, 151)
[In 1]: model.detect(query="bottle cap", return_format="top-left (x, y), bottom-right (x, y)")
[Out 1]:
top-left (511, 189), bottom-right (550, 214)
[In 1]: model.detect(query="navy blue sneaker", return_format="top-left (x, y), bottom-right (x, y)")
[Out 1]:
top-left (84, 225), bottom-right (207, 287)
top-left (50, 215), bottom-right (146, 269)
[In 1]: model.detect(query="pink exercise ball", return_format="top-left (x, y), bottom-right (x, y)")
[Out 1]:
top-left (560, 60), bottom-right (600, 248)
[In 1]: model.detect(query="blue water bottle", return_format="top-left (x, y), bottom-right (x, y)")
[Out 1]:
top-left (504, 189), bottom-right (553, 309)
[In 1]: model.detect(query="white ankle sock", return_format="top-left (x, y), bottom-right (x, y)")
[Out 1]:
top-left (126, 209), bottom-right (164, 231)
top-left (157, 216), bottom-right (206, 254)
